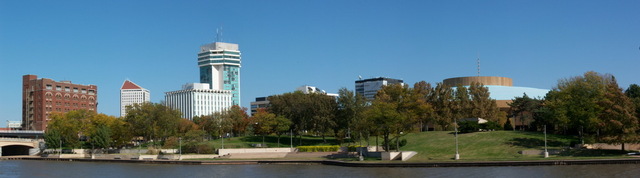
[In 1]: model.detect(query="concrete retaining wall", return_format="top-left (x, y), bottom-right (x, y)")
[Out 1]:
top-left (585, 143), bottom-right (640, 151)
top-left (218, 148), bottom-right (294, 156)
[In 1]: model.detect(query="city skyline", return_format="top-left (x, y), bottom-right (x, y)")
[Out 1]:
top-left (2, 1), bottom-right (639, 127)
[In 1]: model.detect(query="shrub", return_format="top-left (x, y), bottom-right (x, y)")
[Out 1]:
top-left (382, 138), bottom-right (407, 150)
top-left (504, 119), bottom-right (514, 130)
top-left (297, 145), bottom-right (340, 152)
top-left (482, 121), bottom-right (502, 131)
top-left (347, 145), bottom-right (363, 152)
top-left (458, 121), bottom-right (480, 133)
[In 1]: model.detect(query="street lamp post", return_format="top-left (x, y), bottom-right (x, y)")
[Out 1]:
top-left (544, 125), bottom-right (549, 158)
top-left (290, 129), bottom-right (293, 150)
top-left (179, 137), bottom-right (182, 160)
top-left (454, 118), bottom-right (460, 160)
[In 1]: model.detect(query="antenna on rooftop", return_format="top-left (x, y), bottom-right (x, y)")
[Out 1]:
top-left (215, 27), bottom-right (223, 42)
top-left (476, 53), bottom-right (481, 76)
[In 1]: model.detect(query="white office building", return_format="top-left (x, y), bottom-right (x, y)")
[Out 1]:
top-left (355, 77), bottom-right (404, 100)
top-left (198, 42), bottom-right (241, 106)
top-left (120, 80), bottom-right (150, 117)
top-left (164, 83), bottom-right (232, 120)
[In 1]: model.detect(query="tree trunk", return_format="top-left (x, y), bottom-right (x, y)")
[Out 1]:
top-left (396, 136), bottom-right (400, 152)
top-left (622, 143), bottom-right (625, 151)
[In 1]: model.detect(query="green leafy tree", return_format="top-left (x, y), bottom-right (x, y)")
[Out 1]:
top-left (430, 83), bottom-right (454, 130)
top-left (509, 93), bottom-right (544, 131)
top-left (544, 71), bottom-right (611, 141)
top-left (336, 88), bottom-right (367, 143)
top-left (89, 124), bottom-right (112, 151)
top-left (365, 84), bottom-right (415, 151)
top-left (47, 112), bottom-right (82, 148)
top-left (44, 129), bottom-right (62, 153)
top-left (625, 84), bottom-right (640, 119)
top-left (124, 102), bottom-right (182, 147)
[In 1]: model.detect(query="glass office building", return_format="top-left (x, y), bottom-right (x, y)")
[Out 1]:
top-left (197, 42), bottom-right (241, 106)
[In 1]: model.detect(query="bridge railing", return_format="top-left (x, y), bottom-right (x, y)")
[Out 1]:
top-left (0, 130), bottom-right (44, 134)
top-left (0, 137), bottom-right (44, 142)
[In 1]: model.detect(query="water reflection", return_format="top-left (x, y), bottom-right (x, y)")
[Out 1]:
top-left (1, 160), bottom-right (638, 178)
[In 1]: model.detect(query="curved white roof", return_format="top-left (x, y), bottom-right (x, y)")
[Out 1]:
top-left (453, 85), bottom-right (549, 100)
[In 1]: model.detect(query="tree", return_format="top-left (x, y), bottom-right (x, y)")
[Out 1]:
top-left (253, 109), bottom-right (292, 147)
top-left (268, 91), bottom-right (338, 144)
top-left (544, 71), bottom-right (612, 141)
top-left (597, 77), bottom-right (639, 150)
top-left (89, 125), bottom-right (112, 152)
top-left (44, 129), bottom-right (62, 153)
top-left (47, 112), bottom-right (82, 148)
top-left (410, 81), bottom-right (434, 132)
top-left (625, 84), bottom-right (640, 119)
top-left (467, 82), bottom-right (501, 122)
top-left (124, 102), bottom-right (182, 147)
top-left (430, 83), bottom-right (454, 130)
top-left (365, 84), bottom-right (415, 151)
top-left (226, 105), bottom-right (251, 136)
top-left (509, 93), bottom-right (543, 131)
top-left (336, 88), bottom-right (367, 143)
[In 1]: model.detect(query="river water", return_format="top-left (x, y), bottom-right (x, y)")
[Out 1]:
top-left (1, 160), bottom-right (638, 178)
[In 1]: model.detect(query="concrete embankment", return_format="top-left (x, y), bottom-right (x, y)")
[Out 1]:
top-left (4, 157), bottom-right (640, 167)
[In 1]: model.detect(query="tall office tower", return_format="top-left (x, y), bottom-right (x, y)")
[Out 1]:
top-left (22, 75), bottom-right (98, 131)
top-left (198, 42), bottom-right (241, 106)
top-left (355, 77), bottom-right (404, 100)
top-left (120, 80), bottom-right (150, 117)
top-left (164, 83), bottom-right (232, 120)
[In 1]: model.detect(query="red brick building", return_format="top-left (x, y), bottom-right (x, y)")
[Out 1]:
top-left (22, 75), bottom-right (98, 131)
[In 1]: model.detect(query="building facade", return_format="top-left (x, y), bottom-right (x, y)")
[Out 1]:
top-left (198, 42), bottom-right (241, 106)
top-left (443, 76), bottom-right (549, 129)
top-left (164, 83), bottom-right (232, 120)
top-left (250, 97), bottom-right (270, 116)
top-left (120, 80), bottom-right (150, 117)
top-left (22, 75), bottom-right (98, 131)
top-left (355, 77), bottom-right (404, 100)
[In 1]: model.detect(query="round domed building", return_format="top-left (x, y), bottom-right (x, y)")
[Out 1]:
top-left (443, 76), bottom-right (549, 127)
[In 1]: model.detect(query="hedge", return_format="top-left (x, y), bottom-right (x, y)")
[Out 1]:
top-left (297, 145), bottom-right (340, 152)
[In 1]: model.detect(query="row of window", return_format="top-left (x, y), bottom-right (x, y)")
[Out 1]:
top-left (198, 51), bottom-right (240, 56)
top-left (45, 85), bottom-right (95, 94)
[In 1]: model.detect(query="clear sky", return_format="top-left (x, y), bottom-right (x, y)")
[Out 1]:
top-left (1, 0), bottom-right (639, 127)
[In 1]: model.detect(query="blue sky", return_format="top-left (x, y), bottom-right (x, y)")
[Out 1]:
top-left (1, 0), bottom-right (639, 127)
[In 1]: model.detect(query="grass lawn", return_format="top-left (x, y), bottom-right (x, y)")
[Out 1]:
top-left (188, 131), bottom-right (635, 162)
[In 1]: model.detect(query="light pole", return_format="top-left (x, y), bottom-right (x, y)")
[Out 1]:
top-left (544, 125), bottom-right (549, 158)
top-left (59, 139), bottom-right (62, 158)
top-left (178, 137), bottom-right (182, 160)
top-left (454, 118), bottom-right (460, 160)
top-left (290, 129), bottom-right (293, 150)
top-left (138, 140), bottom-right (142, 160)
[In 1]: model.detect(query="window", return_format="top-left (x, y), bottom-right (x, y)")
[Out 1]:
top-left (46, 85), bottom-right (52, 90)
top-left (88, 90), bottom-right (95, 95)
top-left (65, 87), bottom-right (70, 92)
top-left (73, 88), bottom-right (78, 93)
top-left (56, 86), bottom-right (62, 91)
top-left (81, 89), bottom-right (87, 94)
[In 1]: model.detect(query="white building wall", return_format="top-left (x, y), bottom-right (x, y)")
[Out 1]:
top-left (120, 89), bottom-right (150, 117)
top-left (165, 83), bottom-right (232, 120)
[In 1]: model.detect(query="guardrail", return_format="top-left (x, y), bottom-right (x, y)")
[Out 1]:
top-left (0, 130), bottom-right (44, 134)
top-left (0, 137), bottom-right (44, 142)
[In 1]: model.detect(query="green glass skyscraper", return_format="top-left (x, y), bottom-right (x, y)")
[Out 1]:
top-left (198, 42), bottom-right (241, 106)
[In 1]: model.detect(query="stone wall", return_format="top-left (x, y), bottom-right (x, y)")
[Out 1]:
top-left (218, 148), bottom-right (294, 156)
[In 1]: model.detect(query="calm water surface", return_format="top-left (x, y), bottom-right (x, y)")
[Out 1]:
top-left (1, 160), bottom-right (639, 178)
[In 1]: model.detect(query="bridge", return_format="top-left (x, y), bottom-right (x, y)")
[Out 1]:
top-left (0, 130), bottom-right (44, 157)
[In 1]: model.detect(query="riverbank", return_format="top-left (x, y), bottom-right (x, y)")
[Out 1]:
top-left (4, 156), bottom-right (640, 167)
